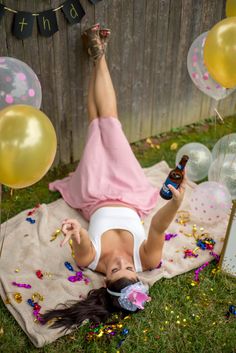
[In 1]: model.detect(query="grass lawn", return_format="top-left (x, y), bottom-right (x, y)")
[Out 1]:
top-left (0, 116), bottom-right (236, 353)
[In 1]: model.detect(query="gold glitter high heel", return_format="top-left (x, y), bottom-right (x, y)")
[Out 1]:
top-left (81, 23), bottom-right (105, 63)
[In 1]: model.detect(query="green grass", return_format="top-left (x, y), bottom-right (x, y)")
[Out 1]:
top-left (0, 116), bottom-right (236, 353)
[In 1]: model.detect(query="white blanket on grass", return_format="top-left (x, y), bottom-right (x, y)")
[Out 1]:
top-left (0, 161), bottom-right (228, 347)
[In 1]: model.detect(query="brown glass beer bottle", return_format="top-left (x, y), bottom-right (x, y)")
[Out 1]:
top-left (160, 155), bottom-right (189, 200)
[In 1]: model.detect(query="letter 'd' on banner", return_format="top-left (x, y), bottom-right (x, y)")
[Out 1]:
top-left (62, 0), bottom-right (85, 24)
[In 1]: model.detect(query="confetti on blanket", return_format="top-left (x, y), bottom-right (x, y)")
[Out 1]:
top-left (0, 161), bottom-right (229, 347)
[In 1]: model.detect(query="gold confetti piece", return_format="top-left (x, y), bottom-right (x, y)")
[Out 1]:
top-left (183, 319), bottom-right (187, 322)
top-left (155, 144), bottom-right (160, 149)
top-left (32, 292), bottom-right (44, 302)
top-left (50, 229), bottom-right (62, 242)
top-left (0, 327), bottom-right (4, 335)
top-left (150, 143), bottom-right (155, 148)
top-left (176, 321), bottom-right (181, 324)
top-left (44, 272), bottom-right (53, 278)
top-left (176, 210), bottom-right (190, 225)
top-left (164, 321), bottom-right (169, 325)
top-left (211, 267), bottom-right (220, 275)
top-left (170, 311), bottom-right (174, 314)
top-left (183, 224), bottom-right (210, 240)
top-left (191, 281), bottom-right (198, 287)
top-left (13, 293), bottom-right (22, 303)
top-left (146, 138), bottom-right (152, 144)
top-left (143, 329), bottom-right (148, 333)
top-left (170, 142), bottom-right (178, 150)
top-left (69, 335), bottom-right (76, 341)
top-left (15, 268), bottom-right (20, 273)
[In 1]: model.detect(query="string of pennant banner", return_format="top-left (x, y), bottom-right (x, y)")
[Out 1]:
top-left (0, 0), bottom-right (102, 39)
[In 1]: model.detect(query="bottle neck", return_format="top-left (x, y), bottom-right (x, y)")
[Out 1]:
top-left (176, 158), bottom-right (188, 171)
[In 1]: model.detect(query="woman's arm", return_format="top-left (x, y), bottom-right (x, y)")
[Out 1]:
top-left (141, 173), bottom-right (187, 269)
top-left (61, 219), bottom-right (95, 267)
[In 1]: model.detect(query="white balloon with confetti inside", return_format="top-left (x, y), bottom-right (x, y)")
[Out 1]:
top-left (208, 153), bottom-right (236, 199)
top-left (212, 133), bottom-right (236, 160)
top-left (190, 181), bottom-right (232, 224)
top-left (176, 143), bottom-right (212, 181)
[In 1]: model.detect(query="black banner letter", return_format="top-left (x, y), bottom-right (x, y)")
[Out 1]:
top-left (62, 0), bottom-right (85, 24)
top-left (88, 0), bottom-right (102, 4)
top-left (0, 4), bottom-right (5, 23)
top-left (13, 12), bottom-right (34, 39)
top-left (37, 10), bottom-right (58, 37)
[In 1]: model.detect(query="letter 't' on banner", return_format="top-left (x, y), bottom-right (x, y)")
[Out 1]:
top-left (62, 0), bottom-right (85, 24)
top-left (13, 11), bottom-right (34, 39)
top-left (0, 4), bottom-right (5, 23)
top-left (37, 10), bottom-right (59, 37)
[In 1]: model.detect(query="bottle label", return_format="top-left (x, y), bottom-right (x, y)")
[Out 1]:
top-left (161, 177), bottom-right (179, 197)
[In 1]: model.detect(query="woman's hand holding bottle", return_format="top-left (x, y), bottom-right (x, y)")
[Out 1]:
top-left (167, 170), bottom-right (187, 207)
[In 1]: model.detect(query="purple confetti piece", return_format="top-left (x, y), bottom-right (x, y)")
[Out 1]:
top-left (165, 233), bottom-right (178, 241)
top-left (12, 281), bottom-right (31, 289)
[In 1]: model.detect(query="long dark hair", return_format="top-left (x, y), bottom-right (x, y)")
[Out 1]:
top-left (41, 277), bottom-right (139, 332)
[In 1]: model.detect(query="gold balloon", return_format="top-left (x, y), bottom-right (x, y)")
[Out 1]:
top-left (203, 17), bottom-right (236, 88)
top-left (0, 105), bottom-right (57, 188)
top-left (226, 0), bottom-right (236, 17)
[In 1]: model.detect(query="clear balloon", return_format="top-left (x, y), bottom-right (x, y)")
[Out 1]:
top-left (0, 105), bottom-right (57, 189)
top-left (212, 133), bottom-right (236, 160)
top-left (226, 0), bottom-right (236, 17)
top-left (187, 32), bottom-right (234, 100)
top-left (0, 57), bottom-right (42, 110)
top-left (176, 143), bottom-right (212, 182)
top-left (204, 18), bottom-right (236, 88)
top-left (190, 181), bottom-right (232, 224)
top-left (208, 154), bottom-right (236, 199)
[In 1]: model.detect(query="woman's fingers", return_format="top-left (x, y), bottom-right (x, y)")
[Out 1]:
top-left (168, 184), bottom-right (179, 198)
top-left (60, 233), bottom-right (71, 247)
top-left (61, 223), bottom-right (72, 233)
top-left (62, 219), bottom-right (81, 229)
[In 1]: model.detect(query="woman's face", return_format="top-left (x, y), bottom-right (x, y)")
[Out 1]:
top-left (105, 256), bottom-right (137, 282)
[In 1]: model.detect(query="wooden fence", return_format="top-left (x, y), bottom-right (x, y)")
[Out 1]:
top-left (0, 0), bottom-right (235, 165)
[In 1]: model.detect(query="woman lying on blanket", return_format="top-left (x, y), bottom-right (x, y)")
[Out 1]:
top-left (41, 23), bottom-right (186, 331)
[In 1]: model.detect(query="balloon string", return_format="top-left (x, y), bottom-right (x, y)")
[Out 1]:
top-left (214, 108), bottom-right (224, 123)
top-left (0, 184), bottom-right (2, 256)
top-left (0, 187), bottom-right (12, 258)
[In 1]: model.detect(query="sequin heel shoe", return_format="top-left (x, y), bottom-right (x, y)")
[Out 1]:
top-left (81, 23), bottom-right (105, 63)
